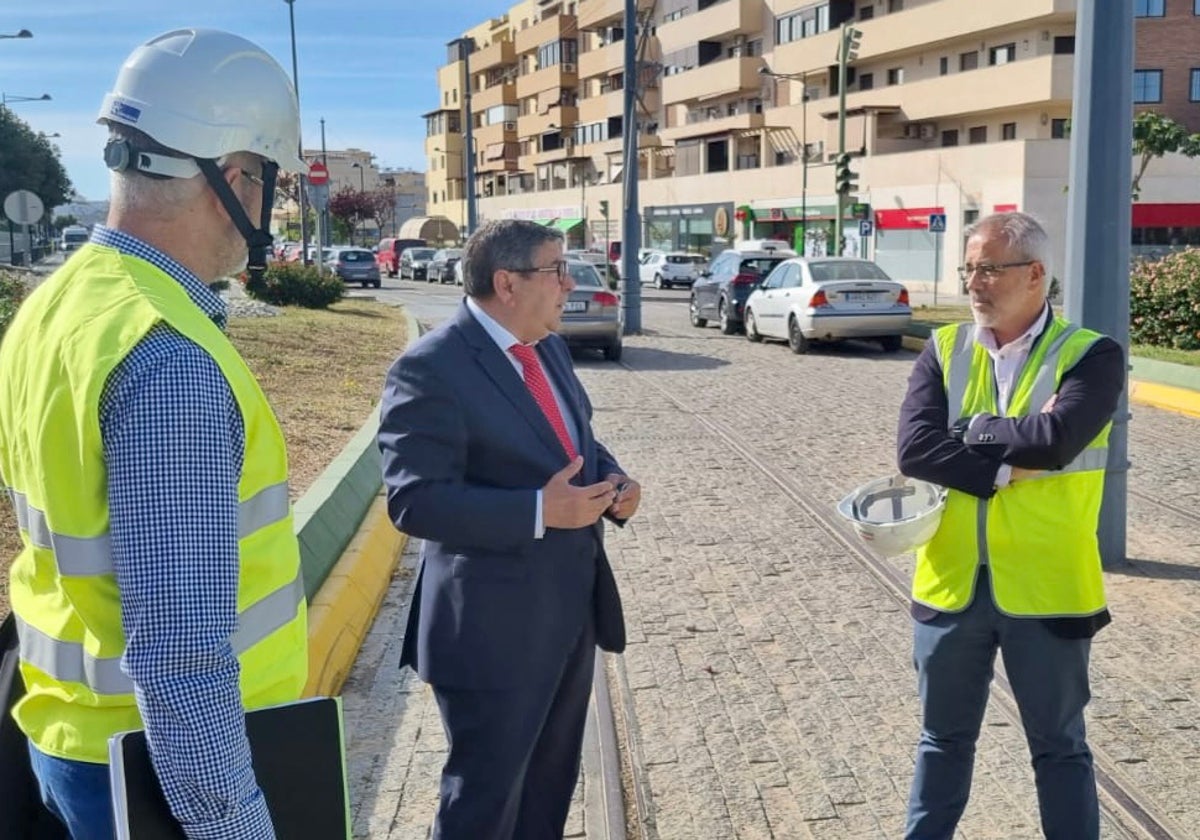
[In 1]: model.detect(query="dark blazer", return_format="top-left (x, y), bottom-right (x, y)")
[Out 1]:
top-left (896, 311), bottom-right (1125, 636)
top-left (378, 302), bottom-right (626, 690)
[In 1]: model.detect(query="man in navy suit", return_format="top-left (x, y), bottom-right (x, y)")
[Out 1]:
top-left (378, 219), bottom-right (641, 840)
top-left (896, 212), bottom-right (1124, 839)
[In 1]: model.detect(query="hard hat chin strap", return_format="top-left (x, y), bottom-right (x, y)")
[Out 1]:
top-left (195, 158), bottom-right (279, 285)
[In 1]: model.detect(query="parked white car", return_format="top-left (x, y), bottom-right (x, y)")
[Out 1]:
top-left (639, 252), bottom-right (707, 289)
top-left (743, 257), bottom-right (911, 354)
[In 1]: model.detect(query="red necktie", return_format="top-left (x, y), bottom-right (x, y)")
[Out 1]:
top-left (509, 343), bottom-right (578, 459)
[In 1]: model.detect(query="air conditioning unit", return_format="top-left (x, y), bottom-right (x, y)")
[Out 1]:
top-left (562, 62), bottom-right (577, 74)
top-left (919, 124), bottom-right (937, 140)
top-left (903, 124), bottom-right (921, 139)
top-left (503, 121), bottom-right (517, 131)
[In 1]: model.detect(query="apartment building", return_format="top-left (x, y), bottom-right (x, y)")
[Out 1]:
top-left (425, 0), bottom-right (1200, 293)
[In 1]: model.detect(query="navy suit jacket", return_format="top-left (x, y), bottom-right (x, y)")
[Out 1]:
top-left (896, 311), bottom-right (1125, 636)
top-left (378, 301), bottom-right (626, 689)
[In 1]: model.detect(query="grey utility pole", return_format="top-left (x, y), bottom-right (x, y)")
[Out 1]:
top-left (1063, 1), bottom-right (1133, 568)
top-left (284, 0), bottom-right (309, 262)
top-left (459, 37), bottom-right (479, 237)
top-left (620, 0), bottom-right (642, 334)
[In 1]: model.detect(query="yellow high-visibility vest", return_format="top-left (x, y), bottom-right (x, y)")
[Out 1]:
top-left (913, 317), bottom-right (1110, 617)
top-left (0, 244), bottom-right (307, 763)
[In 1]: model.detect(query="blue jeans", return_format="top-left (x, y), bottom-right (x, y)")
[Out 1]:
top-left (905, 572), bottom-right (1098, 840)
top-left (27, 741), bottom-right (116, 840)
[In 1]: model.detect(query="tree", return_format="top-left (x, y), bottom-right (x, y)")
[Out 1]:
top-left (327, 186), bottom-right (376, 246)
top-left (0, 108), bottom-right (73, 217)
top-left (52, 214), bottom-right (79, 232)
top-left (1131, 111), bottom-right (1200, 199)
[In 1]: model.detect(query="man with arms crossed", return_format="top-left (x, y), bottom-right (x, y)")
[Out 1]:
top-left (378, 219), bottom-right (640, 839)
top-left (897, 212), bottom-right (1124, 839)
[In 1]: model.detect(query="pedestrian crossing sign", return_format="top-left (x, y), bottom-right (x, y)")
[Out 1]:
top-left (928, 213), bottom-right (947, 233)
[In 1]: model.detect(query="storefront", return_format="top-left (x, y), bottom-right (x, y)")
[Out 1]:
top-left (742, 199), bottom-right (870, 257)
top-left (873, 206), bottom-right (945, 283)
top-left (642, 202), bottom-right (735, 259)
top-left (1131, 203), bottom-right (1200, 260)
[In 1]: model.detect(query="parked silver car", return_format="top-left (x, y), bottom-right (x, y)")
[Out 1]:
top-left (639, 251), bottom-right (707, 289)
top-left (558, 260), bottom-right (623, 361)
top-left (743, 257), bottom-right (911, 353)
top-left (326, 247), bottom-right (381, 288)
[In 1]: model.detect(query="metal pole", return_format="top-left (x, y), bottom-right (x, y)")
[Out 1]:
top-left (284, 0), bottom-right (310, 264)
top-left (834, 24), bottom-right (849, 255)
top-left (319, 117), bottom-right (329, 250)
top-left (581, 169), bottom-right (587, 250)
top-left (462, 38), bottom-right (478, 237)
top-left (800, 72), bottom-right (808, 256)
top-left (621, 0), bottom-right (642, 333)
top-left (1064, 0), bottom-right (1133, 568)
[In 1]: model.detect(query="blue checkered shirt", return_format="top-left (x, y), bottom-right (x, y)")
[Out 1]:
top-left (91, 227), bottom-right (275, 839)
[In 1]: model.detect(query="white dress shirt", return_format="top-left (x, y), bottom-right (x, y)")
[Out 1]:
top-left (466, 297), bottom-right (579, 538)
top-left (970, 303), bottom-right (1051, 489)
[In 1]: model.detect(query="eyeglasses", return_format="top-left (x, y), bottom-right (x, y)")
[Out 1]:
top-left (956, 261), bottom-right (1035, 282)
top-left (239, 170), bottom-right (265, 188)
top-left (507, 260), bottom-right (569, 279)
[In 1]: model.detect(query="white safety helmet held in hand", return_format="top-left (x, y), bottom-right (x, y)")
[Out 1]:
top-left (836, 475), bottom-right (946, 557)
top-left (98, 28), bottom-right (305, 173)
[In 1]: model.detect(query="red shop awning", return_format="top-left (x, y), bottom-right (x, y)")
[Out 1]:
top-left (875, 206), bottom-right (945, 230)
top-left (1131, 203), bottom-right (1200, 228)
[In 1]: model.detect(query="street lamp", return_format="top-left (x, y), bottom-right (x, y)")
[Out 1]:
top-left (760, 66), bottom-right (809, 255)
top-left (0, 29), bottom-right (32, 39)
top-left (282, 0), bottom-right (311, 263)
top-left (2, 92), bottom-right (51, 107)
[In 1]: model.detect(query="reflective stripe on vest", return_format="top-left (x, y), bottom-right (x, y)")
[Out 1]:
top-left (7, 482), bottom-right (290, 577)
top-left (16, 572), bottom-right (305, 696)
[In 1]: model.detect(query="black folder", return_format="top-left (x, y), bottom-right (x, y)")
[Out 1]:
top-left (108, 696), bottom-right (350, 840)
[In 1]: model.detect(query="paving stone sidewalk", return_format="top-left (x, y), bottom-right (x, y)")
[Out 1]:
top-left (342, 296), bottom-right (1200, 839)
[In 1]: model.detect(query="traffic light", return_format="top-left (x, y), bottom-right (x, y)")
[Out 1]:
top-left (835, 153), bottom-right (858, 196)
top-left (840, 25), bottom-right (863, 64)
top-left (599, 199), bottom-right (609, 218)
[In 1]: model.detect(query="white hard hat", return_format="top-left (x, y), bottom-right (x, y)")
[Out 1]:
top-left (98, 28), bottom-right (305, 173)
top-left (836, 474), bottom-right (946, 557)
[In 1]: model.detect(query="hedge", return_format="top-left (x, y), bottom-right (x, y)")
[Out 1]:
top-left (241, 262), bottom-right (345, 309)
top-left (0, 271), bottom-right (28, 339)
top-left (1130, 249), bottom-right (1200, 350)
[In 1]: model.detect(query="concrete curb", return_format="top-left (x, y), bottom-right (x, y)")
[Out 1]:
top-left (900, 333), bottom-right (1200, 418)
top-left (301, 305), bottom-right (421, 697)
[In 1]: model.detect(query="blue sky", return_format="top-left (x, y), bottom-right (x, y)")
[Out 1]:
top-left (3, 1), bottom-right (484, 201)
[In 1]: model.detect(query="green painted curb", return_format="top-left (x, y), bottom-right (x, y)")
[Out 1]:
top-left (1129, 356), bottom-right (1200, 392)
top-left (294, 306), bottom-right (422, 602)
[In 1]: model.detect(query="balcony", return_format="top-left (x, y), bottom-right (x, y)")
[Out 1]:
top-left (771, 0), bottom-right (1073, 75)
top-left (472, 81), bottom-right (516, 112)
top-left (517, 63), bottom-right (579, 99)
top-left (472, 39), bottom-right (515, 72)
top-left (577, 0), bottom-right (656, 30)
top-left (657, 0), bottom-right (764, 56)
top-left (579, 40), bottom-right (624, 81)
top-left (661, 111), bottom-right (764, 142)
top-left (515, 14), bottom-right (577, 55)
top-left (474, 121), bottom-right (518, 150)
top-left (578, 89), bottom-right (626, 125)
top-left (661, 56), bottom-right (762, 107)
top-left (827, 54), bottom-right (1073, 126)
top-left (519, 105), bottom-right (579, 139)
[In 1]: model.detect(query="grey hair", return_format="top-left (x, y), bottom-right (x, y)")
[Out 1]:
top-left (463, 219), bottom-right (565, 299)
top-left (965, 211), bottom-right (1051, 288)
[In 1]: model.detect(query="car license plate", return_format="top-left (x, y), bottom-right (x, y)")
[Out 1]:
top-left (563, 301), bottom-right (587, 312)
top-left (842, 291), bottom-right (878, 302)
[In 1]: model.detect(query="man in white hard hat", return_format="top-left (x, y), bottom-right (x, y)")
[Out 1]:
top-left (895, 211), bottom-right (1124, 839)
top-left (0, 29), bottom-right (308, 839)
